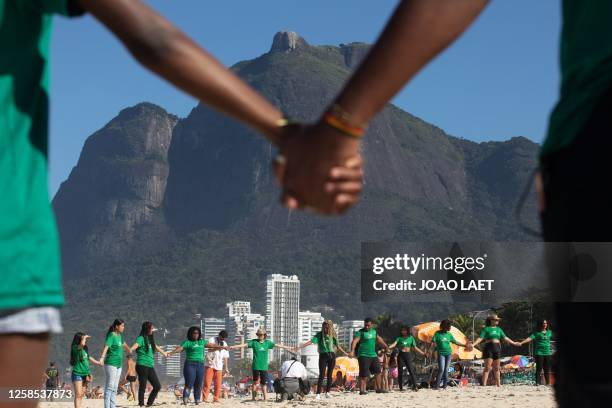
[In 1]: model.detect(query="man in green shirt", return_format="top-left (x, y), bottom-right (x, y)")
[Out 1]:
top-left (231, 328), bottom-right (294, 401)
top-left (0, 0), bottom-right (362, 398)
top-left (349, 318), bottom-right (388, 396)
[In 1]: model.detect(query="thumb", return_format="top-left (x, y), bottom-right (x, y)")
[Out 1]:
top-left (281, 189), bottom-right (300, 210)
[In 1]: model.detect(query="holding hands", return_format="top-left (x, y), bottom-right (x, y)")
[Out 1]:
top-left (274, 120), bottom-right (364, 215)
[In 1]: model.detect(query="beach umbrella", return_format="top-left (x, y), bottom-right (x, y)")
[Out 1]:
top-left (332, 356), bottom-right (359, 379)
top-left (412, 322), bottom-right (482, 359)
top-left (510, 355), bottom-right (529, 368)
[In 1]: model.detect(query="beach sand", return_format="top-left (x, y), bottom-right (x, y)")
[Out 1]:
top-left (39, 386), bottom-right (556, 408)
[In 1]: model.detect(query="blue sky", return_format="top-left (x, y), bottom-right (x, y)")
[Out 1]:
top-left (49, 0), bottom-right (561, 194)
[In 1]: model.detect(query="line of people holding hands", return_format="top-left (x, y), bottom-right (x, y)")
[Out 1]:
top-left (69, 314), bottom-right (553, 407)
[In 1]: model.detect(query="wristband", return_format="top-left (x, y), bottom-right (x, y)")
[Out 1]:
top-left (322, 104), bottom-right (367, 138)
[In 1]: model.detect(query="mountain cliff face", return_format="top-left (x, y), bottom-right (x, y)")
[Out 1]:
top-left (51, 32), bottom-right (539, 358)
top-left (53, 103), bottom-right (178, 275)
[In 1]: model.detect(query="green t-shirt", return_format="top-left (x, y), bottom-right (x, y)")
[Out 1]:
top-left (71, 344), bottom-right (90, 376)
top-left (395, 335), bottom-right (416, 349)
top-left (542, 1), bottom-right (612, 157)
top-left (530, 330), bottom-right (553, 356)
top-left (479, 326), bottom-right (506, 341)
top-left (354, 328), bottom-right (377, 358)
top-left (0, 0), bottom-right (84, 310)
top-left (432, 331), bottom-right (457, 356)
top-left (135, 336), bottom-right (155, 368)
top-left (247, 339), bottom-right (275, 371)
top-left (104, 332), bottom-right (123, 368)
top-left (181, 339), bottom-right (208, 363)
top-left (311, 332), bottom-right (338, 354)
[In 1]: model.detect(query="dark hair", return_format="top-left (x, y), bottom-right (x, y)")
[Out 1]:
top-left (440, 320), bottom-right (451, 332)
top-left (537, 319), bottom-right (550, 331)
top-left (107, 319), bottom-right (125, 336)
top-left (139, 321), bottom-right (156, 353)
top-left (49, 361), bottom-right (55, 366)
top-left (218, 330), bottom-right (228, 339)
top-left (364, 317), bottom-right (373, 324)
top-left (400, 326), bottom-right (411, 336)
top-left (187, 326), bottom-right (202, 341)
top-left (70, 332), bottom-right (87, 366)
top-left (485, 317), bottom-right (499, 327)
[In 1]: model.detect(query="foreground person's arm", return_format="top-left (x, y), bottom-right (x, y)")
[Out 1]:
top-left (279, 0), bottom-right (489, 211)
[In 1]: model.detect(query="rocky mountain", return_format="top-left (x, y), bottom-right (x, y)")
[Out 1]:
top-left (50, 32), bottom-right (539, 362)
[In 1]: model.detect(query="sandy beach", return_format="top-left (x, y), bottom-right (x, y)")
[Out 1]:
top-left (39, 386), bottom-right (556, 408)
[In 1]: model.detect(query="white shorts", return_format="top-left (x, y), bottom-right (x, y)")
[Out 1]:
top-left (0, 307), bottom-right (62, 334)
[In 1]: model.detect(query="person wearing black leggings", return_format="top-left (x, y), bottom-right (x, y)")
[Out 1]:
top-left (129, 321), bottom-right (168, 406)
top-left (520, 319), bottom-right (554, 385)
top-left (388, 326), bottom-right (425, 391)
top-left (296, 320), bottom-right (346, 399)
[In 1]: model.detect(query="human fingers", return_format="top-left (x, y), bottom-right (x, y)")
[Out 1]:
top-left (324, 181), bottom-right (363, 195)
top-left (328, 166), bottom-right (363, 181)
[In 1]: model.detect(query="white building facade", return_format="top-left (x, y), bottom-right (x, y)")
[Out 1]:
top-left (266, 274), bottom-right (300, 362)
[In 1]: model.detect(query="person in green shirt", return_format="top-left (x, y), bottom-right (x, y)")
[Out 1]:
top-left (70, 332), bottom-right (103, 408)
top-left (0, 0), bottom-right (362, 398)
top-left (520, 319), bottom-right (554, 386)
top-left (431, 320), bottom-right (470, 390)
top-left (349, 317), bottom-right (389, 396)
top-left (128, 321), bottom-right (168, 406)
top-left (98, 319), bottom-right (130, 408)
top-left (231, 328), bottom-right (294, 401)
top-left (472, 315), bottom-right (519, 387)
top-left (296, 320), bottom-right (347, 399)
top-left (388, 326), bottom-right (426, 391)
top-left (167, 326), bottom-right (223, 405)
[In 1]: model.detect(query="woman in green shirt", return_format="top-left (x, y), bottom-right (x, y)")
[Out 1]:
top-left (129, 321), bottom-right (168, 406)
top-left (231, 328), bottom-right (294, 401)
top-left (296, 320), bottom-right (347, 399)
top-left (99, 319), bottom-right (130, 408)
top-left (472, 314), bottom-right (520, 386)
top-left (167, 326), bottom-right (223, 405)
top-left (432, 320), bottom-right (469, 389)
top-left (388, 326), bottom-right (426, 391)
top-left (520, 319), bottom-right (553, 385)
top-left (70, 332), bottom-right (103, 408)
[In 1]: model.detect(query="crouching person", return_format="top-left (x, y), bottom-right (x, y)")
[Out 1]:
top-left (275, 357), bottom-right (310, 401)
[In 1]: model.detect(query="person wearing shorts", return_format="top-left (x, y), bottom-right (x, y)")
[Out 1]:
top-left (230, 328), bottom-right (293, 401)
top-left (472, 315), bottom-right (519, 386)
top-left (70, 333), bottom-right (103, 408)
top-left (350, 318), bottom-right (388, 395)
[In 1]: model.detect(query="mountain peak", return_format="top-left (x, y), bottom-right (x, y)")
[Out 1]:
top-left (270, 31), bottom-right (308, 52)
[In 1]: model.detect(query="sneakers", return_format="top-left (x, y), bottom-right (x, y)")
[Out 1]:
top-left (315, 394), bottom-right (321, 400)
top-left (325, 393), bottom-right (331, 399)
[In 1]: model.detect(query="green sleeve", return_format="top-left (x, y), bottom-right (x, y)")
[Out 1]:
top-left (499, 329), bottom-right (507, 339)
top-left (311, 334), bottom-right (319, 344)
top-left (409, 337), bottom-right (416, 347)
top-left (136, 336), bottom-right (144, 348)
top-left (247, 340), bottom-right (254, 349)
top-left (333, 337), bottom-right (338, 346)
top-left (105, 334), bottom-right (114, 347)
top-left (478, 328), bottom-right (486, 339)
top-left (268, 340), bottom-right (276, 349)
top-left (202, 339), bottom-right (208, 346)
top-left (529, 333), bottom-right (536, 340)
top-left (432, 333), bottom-right (439, 343)
top-left (449, 334), bottom-right (458, 344)
top-left (353, 331), bottom-right (361, 339)
top-left (180, 340), bottom-right (189, 349)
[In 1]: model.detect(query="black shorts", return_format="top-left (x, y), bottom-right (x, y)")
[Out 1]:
top-left (358, 356), bottom-right (380, 378)
top-left (252, 370), bottom-right (267, 385)
top-left (126, 375), bottom-right (137, 383)
top-left (482, 342), bottom-right (501, 360)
